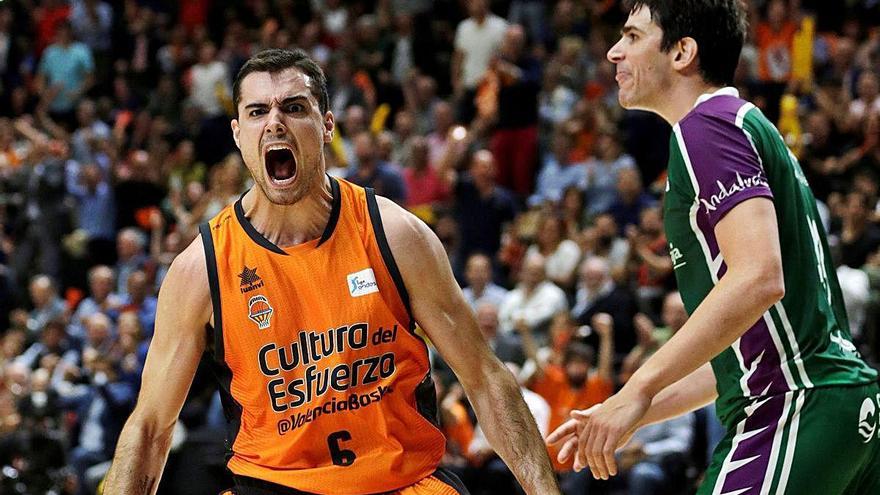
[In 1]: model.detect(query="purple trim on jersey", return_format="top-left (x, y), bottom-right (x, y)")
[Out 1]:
top-left (679, 95), bottom-right (774, 229)
top-left (738, 317), bottom-right (787, 396)
top-left (718, 393), bottom-right (788, 494)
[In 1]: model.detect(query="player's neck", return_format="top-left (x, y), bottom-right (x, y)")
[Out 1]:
top-left (241, 175), bottom-right (334, 247)
top-left (655, 78), bottom-right (722, 126)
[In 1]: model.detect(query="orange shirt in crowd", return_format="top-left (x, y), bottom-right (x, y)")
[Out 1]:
top-left (530, 364), bottom-right (613, 472)
top-left (756, 21), bottom-right (798, 82)
top-left (442, 402), bottom-right (475, 457)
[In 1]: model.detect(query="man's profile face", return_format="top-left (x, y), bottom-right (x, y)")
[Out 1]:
top-left (231, 67), bottom-right (334, 205)
top-left (606, 6), bottom-right (673, 111)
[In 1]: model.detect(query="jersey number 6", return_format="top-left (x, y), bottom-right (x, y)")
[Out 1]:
top-left (327, 430), bottom-right (357, 466)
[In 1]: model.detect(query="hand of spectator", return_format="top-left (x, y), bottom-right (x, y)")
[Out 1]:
top-left (149, 208), bottom-right (165, 231)
top-left (625, 224), bottom-right (638, 240)
top-left (39, 354), bottom-right (61, 374)
top-left (633, 313), bottom-right (656, 346)
top-left (821, 157), bottom-right (839, 174)
top-left (10, 309), bottom-right (28, 329)
top-left (591, 313), bottom-right (614, 339)
top-left (440, 382), bottom-right (466, 424)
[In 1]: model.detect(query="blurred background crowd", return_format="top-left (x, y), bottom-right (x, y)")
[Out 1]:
top-left (0, 0), bottom-right (879, 493)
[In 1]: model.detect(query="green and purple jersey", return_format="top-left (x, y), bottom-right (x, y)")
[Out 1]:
top-left (663, 87), bottom-right (877, 428)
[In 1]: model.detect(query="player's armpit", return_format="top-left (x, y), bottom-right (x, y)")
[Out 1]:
top-left (104, 235), bottom-right (211, 495)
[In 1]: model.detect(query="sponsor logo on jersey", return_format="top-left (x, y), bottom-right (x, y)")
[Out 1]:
top-left (669, 243), bottom-right (686, 270)
top-left (699, 172), bottom-right (768, 214)
top-left (248, 295), bottom-right (274, 330)
top-left (257, 322), bottom-right (402, 420)
top-left (830, 331), bottom-right (860, 357)
top-left (347, 268), bottom-right (379, 297)
top-left (238, 266), bottom-right (265, 293)
top-left (858, 396), bottom-right (877, 443)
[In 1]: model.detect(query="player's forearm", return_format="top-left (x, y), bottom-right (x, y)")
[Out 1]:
top-left (637, 362), bottom-right (717, 427)
top-left (103, 420), bottom-right (174, 495)
top-left (627, 268), bottom-right (783, 400)
top-left (464, 362), bottom-right (560, 494)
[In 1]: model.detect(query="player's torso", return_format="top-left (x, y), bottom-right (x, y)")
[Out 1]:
top-left (662, 94), bottom-right (877, 426)
top-left (201, 178), bottom-right (445, 494)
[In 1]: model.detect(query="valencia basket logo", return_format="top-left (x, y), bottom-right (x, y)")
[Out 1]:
top-left (248, 295), bottom-right (274, 330)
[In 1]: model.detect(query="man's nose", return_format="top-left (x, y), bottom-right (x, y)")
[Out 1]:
top-left (264, 108), bottom-right (287, 136)
top-left (607, 40), bottom-right (624, 64)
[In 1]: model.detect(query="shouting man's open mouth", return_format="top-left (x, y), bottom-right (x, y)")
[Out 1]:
top-left (264, 143), bottom-right (297, 187)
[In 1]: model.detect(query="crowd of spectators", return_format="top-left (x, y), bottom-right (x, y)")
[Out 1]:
top-left (1, 0), bottom-right (879, 493)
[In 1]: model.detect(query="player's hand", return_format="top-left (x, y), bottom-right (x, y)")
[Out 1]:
top-left (547, 417), bottom-right (580, 464)
top-left (573, 388), bottom-right (651, 479)
top-left (546, 403), bottom-right (602, 463)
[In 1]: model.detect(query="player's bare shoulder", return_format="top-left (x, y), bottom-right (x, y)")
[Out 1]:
top-left (158, 233), bottom-right (212, 328)
top-left (373, 195), bottom-right (460, 317)
top-left (374, 196), bottom-right (443, 269)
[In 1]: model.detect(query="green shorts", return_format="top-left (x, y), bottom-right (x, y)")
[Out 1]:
top-left (699, 382), bottom-right (880, 495)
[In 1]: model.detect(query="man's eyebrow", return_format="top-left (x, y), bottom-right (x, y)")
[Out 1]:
top-left (242, 95), bottom-right (310, 110)
top-left (621, 25), bottom-right (646, 35)
top-left (279, 95), bottom-right (310, 106)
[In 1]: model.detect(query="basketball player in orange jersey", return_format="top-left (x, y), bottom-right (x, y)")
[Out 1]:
top-left (103, 49), bottom-right (560, 495)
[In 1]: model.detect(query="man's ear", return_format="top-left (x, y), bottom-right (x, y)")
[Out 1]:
top-left (672, 37), bottom-right (699, 74)
top-left (323, 111), bottom-right (335, 144)
top-left (231, 119), bottom-right (241, 149)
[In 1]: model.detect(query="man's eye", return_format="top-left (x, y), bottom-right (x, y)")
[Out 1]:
top-left (249, 109), bottom-right (267, 117)
top-left (628, 33), bottom-right (638, 41)
top-left (285, 103), bottom-right (304, 113)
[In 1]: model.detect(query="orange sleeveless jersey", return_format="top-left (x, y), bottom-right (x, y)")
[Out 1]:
top-left (199, 178), bottom-right (446, 494)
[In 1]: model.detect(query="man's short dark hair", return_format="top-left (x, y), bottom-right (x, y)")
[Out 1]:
top-left (625, 0), bottom-right (747, 86)
top-left (232, 48), bottom-right (330, 117)
top-left (563, 342), bottom-right (596, 366)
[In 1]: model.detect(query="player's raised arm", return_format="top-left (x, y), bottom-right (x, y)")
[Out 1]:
top-left (376, 197), bottom-right (560, 494)
top-left (103, 236), bottom-right (211, 495)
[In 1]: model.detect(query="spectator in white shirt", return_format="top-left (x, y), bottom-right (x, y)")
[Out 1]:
top-left (188, 41), bottom-right (230, 118)
top-left (498, 252), bottom-right (568, 336)
top-left (462, 253), bottom-right (508, 310)
top-left (526, 213), bottom-right (582, 290)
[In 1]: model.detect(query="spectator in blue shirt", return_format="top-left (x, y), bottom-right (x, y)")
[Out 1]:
top-left (36, 22), bottom-right (94, 125)
top-left (118, 270), bottom-right (157, 338)
top-left (68, 162), bottom-right (116, 266)
top-left (529, 126), bottom-right (587, 207)
top-left (345, 131), bottom-right (407, 204)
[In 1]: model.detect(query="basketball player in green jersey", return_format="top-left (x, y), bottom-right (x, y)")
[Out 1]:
top-left (547, 1), bottom-right (880, 493)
